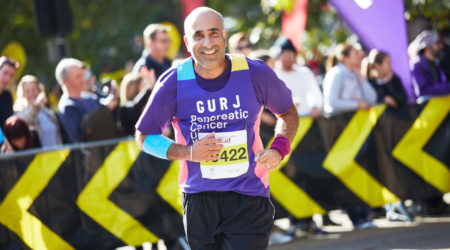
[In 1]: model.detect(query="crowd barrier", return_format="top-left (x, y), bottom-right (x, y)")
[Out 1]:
top-left (0, 95), bottom-right (449, 249)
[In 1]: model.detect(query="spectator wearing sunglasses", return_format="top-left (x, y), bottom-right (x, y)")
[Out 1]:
top-left (0, 56), bottom-right (19, 129)
top-left (228, 32), bottom-right (253, 57)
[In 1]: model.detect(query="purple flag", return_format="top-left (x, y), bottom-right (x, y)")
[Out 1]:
top-left (329, 0), bottom-right (413, 102)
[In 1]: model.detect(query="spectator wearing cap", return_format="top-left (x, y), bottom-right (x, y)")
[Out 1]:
top-left (272, 37), bottom-right (325, 237)
top-left (132, 24), bottom-right (172, 79)
top-left (273, 37), bottom-right (323, 118)
top-left (409, 30), bottom-right (450, 98)
top-left (228, 32), bottom-right (252, 57)
top-left (0, 56), bottom-right (19, 128)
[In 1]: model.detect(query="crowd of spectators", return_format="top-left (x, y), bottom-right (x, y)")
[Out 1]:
top-left (2, 25), bottom-right (448, 155)
top-left (0, 22), bottom-right (172, 153)
top-left (0, 17), bottom-right (449, 249)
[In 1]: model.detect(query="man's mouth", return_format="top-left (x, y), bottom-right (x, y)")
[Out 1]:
top-left (200, 48), bottom-right (218, 55)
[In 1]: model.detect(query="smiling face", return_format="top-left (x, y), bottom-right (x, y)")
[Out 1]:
top-left (23, 80), bottom-right (40, 105)
top-left (184, 8), bottom-right (228, 78)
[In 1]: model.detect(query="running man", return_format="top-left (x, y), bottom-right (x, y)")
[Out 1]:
top-left (135, 7), bottom-right (298, 249)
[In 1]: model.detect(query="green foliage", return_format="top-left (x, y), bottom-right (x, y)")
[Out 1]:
top-left (404, 0), bottom-right (450, 30)
top-left (69, 0), bottom-right (181, 73)
top-left (0, 0), bottom-right (181, 86)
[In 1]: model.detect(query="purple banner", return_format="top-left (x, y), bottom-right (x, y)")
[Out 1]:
top-left (329, 0), bottom-right (413, 102)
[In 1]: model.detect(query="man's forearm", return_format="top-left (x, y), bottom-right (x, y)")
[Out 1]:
top-left (167, 143), bottom-right (189, 160)
top-left (274, 104), bottom-right (299, 142)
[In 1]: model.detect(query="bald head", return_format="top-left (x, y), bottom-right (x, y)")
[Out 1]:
top-left (182, 6), bottom-right (228, 78)
top-left (184, 7), bottom-right (224, 36)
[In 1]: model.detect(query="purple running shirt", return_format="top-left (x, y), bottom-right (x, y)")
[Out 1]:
top-left (136, 54), bottom-right (292, 197)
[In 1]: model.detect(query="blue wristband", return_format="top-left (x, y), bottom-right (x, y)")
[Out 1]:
top-left (142, 134), bottom-right (174, 159)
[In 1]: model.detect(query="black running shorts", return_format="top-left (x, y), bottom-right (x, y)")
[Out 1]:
top-left (182, 191), bottom-right (274, 250)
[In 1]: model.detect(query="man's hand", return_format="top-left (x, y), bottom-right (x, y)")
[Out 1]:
top-left (255, 149), bottom-right (282, 171)
top-left (191, 132), bottom-right (224, 162)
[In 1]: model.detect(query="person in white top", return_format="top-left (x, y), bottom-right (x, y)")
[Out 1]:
top-left (273, 38), bottom-right (323, 118)
top-left (323, 43), bottom-right (377, 115)
top-left (272, 37), bottom-right (327, 236)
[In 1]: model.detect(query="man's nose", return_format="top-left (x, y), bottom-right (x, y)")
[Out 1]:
top-left (202, 36), bottom-right (213, 47)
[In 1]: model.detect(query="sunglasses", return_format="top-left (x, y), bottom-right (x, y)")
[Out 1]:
top-left (0, 56), bottom-right (20, 69)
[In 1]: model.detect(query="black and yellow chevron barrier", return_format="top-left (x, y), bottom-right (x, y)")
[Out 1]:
top-left (0, 96), bottom-right (449, 249)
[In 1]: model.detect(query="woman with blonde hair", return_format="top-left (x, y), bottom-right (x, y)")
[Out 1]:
top-left (14, 75), bottom-right (62, 147)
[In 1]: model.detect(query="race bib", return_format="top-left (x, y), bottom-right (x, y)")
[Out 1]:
top-left (199, 130), bottom-right (249, 179)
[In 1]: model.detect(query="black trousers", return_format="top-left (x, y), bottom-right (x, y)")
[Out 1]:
top-left (182, 191), bottom-right (274, 250)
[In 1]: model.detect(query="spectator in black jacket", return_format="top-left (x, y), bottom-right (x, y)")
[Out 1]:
top-left (362, 49), bottom-right (407, 108)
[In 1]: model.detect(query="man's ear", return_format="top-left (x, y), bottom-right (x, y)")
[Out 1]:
top-left (223, 29), bottom-right (228, 47)
top-left (183, 35), bottom-right (190, 53)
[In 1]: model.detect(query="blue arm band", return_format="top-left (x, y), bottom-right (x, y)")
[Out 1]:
top-left (143, 134), bottom-right (174, 160)
top-left (0, 128), bottom-right (4, 145)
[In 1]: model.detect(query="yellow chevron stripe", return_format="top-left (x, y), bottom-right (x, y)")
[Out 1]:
top-left (76, 141), bottom-right (158, 244)
top-left (323, 105), bottom-right (399, 207)
top-left (392, 96), bottom-right (450, 193)
top-left (0, 150), bottom-right (72, 250)
top-left (156, 161), bottom-right (183, 214)
top-left (269, 117), bottom-right (326, 218)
